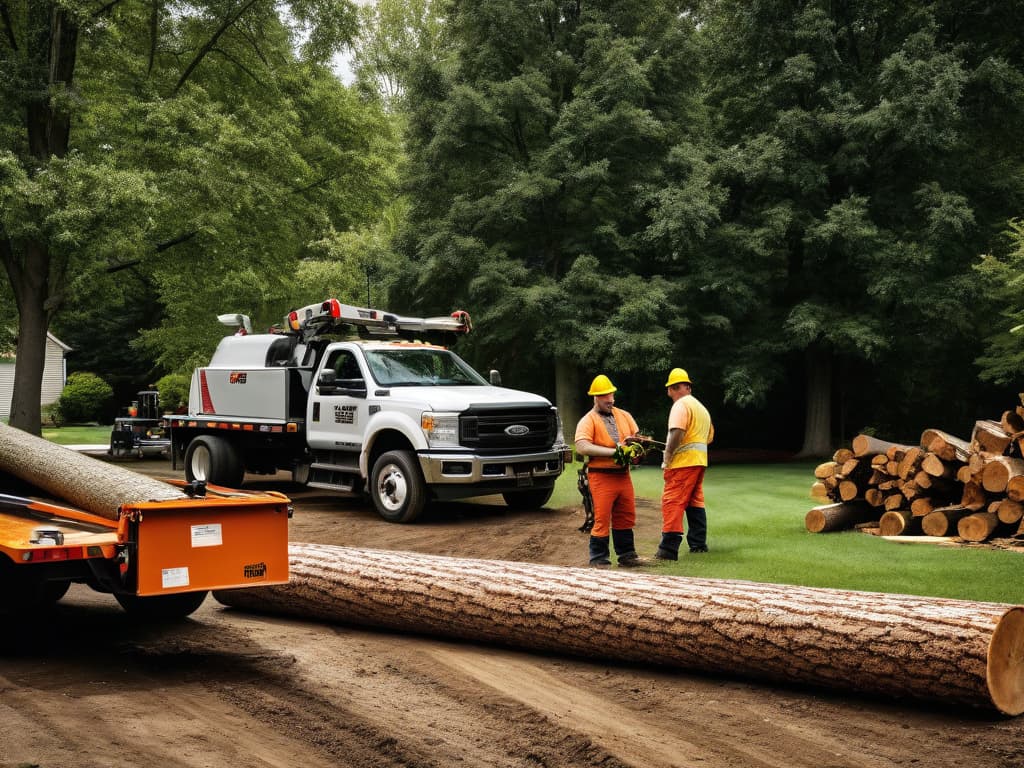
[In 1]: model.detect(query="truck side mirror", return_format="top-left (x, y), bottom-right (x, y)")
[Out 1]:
top-left (489, 369), bottom-right (502, 386)
top-left (317, 369), bottom-right (337, 394)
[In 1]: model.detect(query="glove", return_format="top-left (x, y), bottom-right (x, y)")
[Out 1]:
top-left (613, 443), bottom-right (643, 467)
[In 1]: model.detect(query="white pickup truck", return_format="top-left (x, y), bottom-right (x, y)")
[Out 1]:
top-left (170, 299), bottom-right (571, 522)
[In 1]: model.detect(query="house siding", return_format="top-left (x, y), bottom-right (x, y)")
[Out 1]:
top-left (0, 334), bottom-right (70, 419)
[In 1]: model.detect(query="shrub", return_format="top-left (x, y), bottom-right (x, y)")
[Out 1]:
top-left (58, 372), bottom-right (114, 424)
top-left (41, 402), bottom-right (63, 427)
top-left (156, 372), bottom-right (191, 413)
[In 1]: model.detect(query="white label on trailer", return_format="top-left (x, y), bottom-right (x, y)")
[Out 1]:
top-left (191, 523), bottom-right (223, 548)
top-left (162, 567), bottom-right (190, 588)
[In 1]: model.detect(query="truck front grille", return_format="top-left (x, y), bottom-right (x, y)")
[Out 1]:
top-left (460, 405), bottom-right (556, 454)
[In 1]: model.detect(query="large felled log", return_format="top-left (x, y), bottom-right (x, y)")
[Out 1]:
top-left (0, 422), bottom-right (183, 519)
top-left (215, 543), bottom-right (1024, 715)
top-left (805, 501), bottom-right (876, 533)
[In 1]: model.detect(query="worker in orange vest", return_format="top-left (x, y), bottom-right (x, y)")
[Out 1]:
top-left (574, 374), bottom-right (647, 567)
top-left (658, 367), bottom-right (714, 559)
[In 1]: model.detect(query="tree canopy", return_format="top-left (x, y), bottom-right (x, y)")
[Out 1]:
top-left (1, 0), bottom-right (396, 431)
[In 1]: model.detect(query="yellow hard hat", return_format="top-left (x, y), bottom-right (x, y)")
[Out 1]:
top-left (587, 374), bottom-right (617, 396)
top-left (664, 368), bottom-right (691, 387)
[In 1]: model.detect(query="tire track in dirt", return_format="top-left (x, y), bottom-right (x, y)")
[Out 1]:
top-left (201, 610), bottom-right (633, 768)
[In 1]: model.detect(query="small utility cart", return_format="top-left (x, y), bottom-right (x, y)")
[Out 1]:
top-left (109, 390), bottom-right (171, 458)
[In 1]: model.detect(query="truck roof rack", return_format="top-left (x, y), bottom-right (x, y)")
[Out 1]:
top-left (218, 299), bottom-right (472, 343)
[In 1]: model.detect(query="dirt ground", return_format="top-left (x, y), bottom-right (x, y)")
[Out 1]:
top-left (2, 457), bottom-right (1023, 768)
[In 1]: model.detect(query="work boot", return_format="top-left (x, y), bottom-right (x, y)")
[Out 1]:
top-left (685, 507), bottom-right (708, 552)
top-left (655, 532), bottom-right (683, 561)
top-left (588, 535), bottom-right (611, 566)
top-left (611, 528), bottom-right (638, 561)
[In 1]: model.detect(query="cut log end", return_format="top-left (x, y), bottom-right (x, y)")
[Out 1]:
top-left (989, 607), bottom-right (1024, 716)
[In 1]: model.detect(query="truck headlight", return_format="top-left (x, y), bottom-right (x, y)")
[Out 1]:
top-left (421, 412), bottom-right (460, 447)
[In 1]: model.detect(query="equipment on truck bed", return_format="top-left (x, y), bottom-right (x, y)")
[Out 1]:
top-left (109, 390), bottom-right (171, 458)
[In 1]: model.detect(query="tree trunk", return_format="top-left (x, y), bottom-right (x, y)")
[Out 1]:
top-left (796, 345), bottom-right (832, 458)
top-left (554, 356), bottom-right (581, 449)
top-left (5, 261), bottom-right (50, 434)
top-left (215, 543), bottom-right (1024, 715)
top-left (2, 3), bottom-right (79, 434)
top-left (804, 501), bottom-right (875, 533)
top-left (0, 422), bottom-right (183, 519)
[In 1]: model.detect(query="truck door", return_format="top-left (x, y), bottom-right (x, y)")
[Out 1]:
top-left (306, 348), bottom-right (370, 452)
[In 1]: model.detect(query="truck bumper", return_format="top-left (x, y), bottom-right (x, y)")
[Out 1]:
top-left (418, 446), bottom-right (572, 487)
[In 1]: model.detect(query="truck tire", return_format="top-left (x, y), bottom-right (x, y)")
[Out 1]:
top-left (0, 564), bottom-right (70, 613)
top-left (502, 487), bottom-right (555, 510)
top-left (184, 436), bottom-right (244, 488)
top-left (370, 450), bottom-right (426, 523)
top-left (115, 590), bottom-right (209, 620)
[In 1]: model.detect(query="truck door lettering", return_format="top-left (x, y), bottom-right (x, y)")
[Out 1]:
top-left (334, 404), bottom-right (357, 425)
top-left (229, 372), bottom-right (247, 384)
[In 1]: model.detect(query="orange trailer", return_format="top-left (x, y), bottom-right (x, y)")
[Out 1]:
top-left (0, 481), bottom-right (290, 618)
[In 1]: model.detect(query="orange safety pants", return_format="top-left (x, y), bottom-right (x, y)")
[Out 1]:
top-left (587, 470), bottom-right (635, 538)
top-left (661, 466), bottom-right (705, 533)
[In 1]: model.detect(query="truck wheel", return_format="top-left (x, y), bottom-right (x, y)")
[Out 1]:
top-left (115, 590), bottom-right (209, 620)
top-left (0, 559), bottom-right (71, 612)
top-left (370, 450), bottom-right (426, 523)
top-left (502, 487), bottom-right (555, 510)
top-left (184, 436), bottom-right (244, 488)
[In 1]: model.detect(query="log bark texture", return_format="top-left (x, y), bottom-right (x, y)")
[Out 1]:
top-left (0, 422), bottom-right (183, 519)
top-left (216, 543), bottom-right (1024, 715)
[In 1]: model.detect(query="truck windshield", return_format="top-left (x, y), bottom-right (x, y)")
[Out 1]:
top-left (364, 348), bottom-right (489, 387)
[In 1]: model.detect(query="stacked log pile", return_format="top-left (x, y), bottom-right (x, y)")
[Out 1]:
top-left (807, 397), bottom-right (1024, 544)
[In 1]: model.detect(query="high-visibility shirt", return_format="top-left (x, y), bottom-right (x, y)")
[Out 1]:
top-left (666, 394), bottom-right (713, 469)
top-left (575, 407), bottom-right (639, 470)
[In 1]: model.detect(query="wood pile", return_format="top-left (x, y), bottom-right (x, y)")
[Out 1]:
top-left (806, 396), bottom-right (1024, 544)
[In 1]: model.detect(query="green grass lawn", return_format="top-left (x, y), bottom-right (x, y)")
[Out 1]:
top-left (551, 461), bottom-right (1024, 604)
top-left (41, 424), bottom-right (112, 444)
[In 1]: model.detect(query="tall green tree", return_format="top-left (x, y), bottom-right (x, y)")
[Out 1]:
top-left (1, 0), bottom-right (393, 432)
top-left (695, 0), bottom-right (1024, 454)
top-left (391, 0), bottom-right (715, 438)
top-left (976, 218), bottom-right (1024, 384)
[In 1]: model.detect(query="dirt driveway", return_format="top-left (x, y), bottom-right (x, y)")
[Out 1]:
top-left (1, 458), bottom-right (1022, 768)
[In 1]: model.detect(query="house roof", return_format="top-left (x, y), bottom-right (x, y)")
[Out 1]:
top-left (1, 331), bottom-right (72, 356)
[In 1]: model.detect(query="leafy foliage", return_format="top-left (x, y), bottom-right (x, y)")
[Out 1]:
top-left (57, 372), bottom-right (114, 425)
top-left (392, 0), bottom-right (711, 404)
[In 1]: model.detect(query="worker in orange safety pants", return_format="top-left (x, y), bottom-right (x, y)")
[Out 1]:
top-left (658, 367), bottom-right (714, 559)
top-left (574, 374), bottom-right (648, 567)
